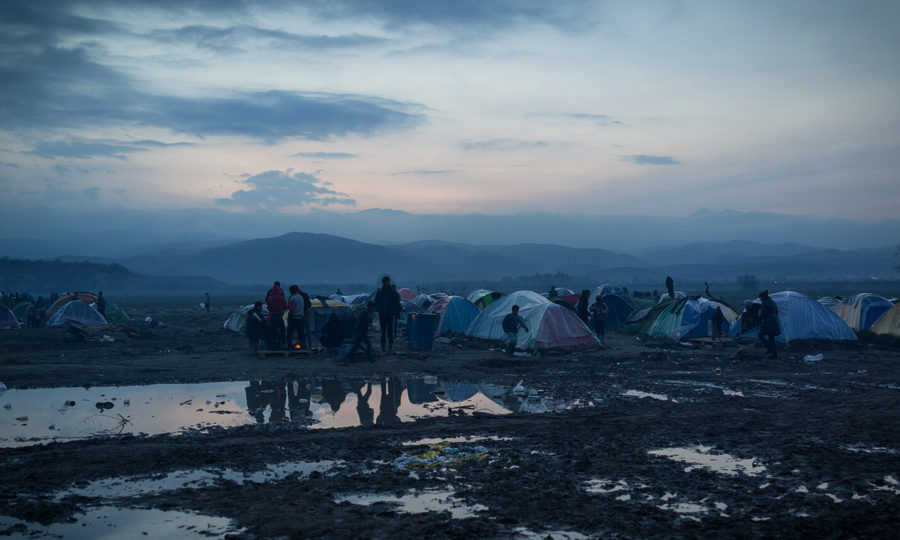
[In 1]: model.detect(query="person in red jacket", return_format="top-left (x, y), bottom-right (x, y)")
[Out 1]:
top-left (266, 281), bottom-right (288, 349)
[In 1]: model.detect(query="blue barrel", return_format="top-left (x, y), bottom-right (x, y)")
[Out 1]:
top-left (407, 313), bottom-right (439, 350)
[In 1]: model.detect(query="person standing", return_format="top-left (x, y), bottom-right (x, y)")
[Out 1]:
top-left (204, 292), bottom-right (211, 313)
top-left (501, 305), bottom-right (530, 356)
top-left (590, 295), bottom-right (608, 344)
top-left (286, 285), bottom-right (307, 348)
top-left (576, 289), bottom-right (590, 325)
top-left (95, 291), bottom-right (106, 319)
top-left (266, 281), bottom-right (287, 349)
top-left (346, 302), bottom-right (375, 362)
top-left (374, 276), bottom-right (402, 354)
top-left (758, 290), bottom-right (781, 359)
top-left (711, 306), bottom-right (726, 341)
top-left (245, 301), bottom-right (270, 352)
top-left (665, 276), bottom-right (675, 300)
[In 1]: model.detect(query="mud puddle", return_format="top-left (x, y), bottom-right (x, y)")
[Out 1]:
top-left (335, 487), bottom-right (488, 519)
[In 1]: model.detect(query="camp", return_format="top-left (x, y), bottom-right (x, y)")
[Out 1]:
top-left (831, 293), bottom-right (893, 331)
top-left (46, 300), bottom-right (108, 327)
top-left (731, 291), bottom-right (857, 343)
top-left (589, 284), bottom-right (638, 331)
top-left (426, 295), bottom-right (480, 336)
top-left (466, 290), bottom-right (599, 350)
top-left (869, 302), bottom-right (900, 337)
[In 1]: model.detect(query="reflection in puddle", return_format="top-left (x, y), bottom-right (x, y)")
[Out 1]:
top-left (648, 445), bottom-right (766, 476)
top-left (58, 461), bottom-right (339, 500)
top-left (335, 488), bottom-right (487, 519)
top-left (1, 376), bottom-right (583, 447)
top-left (622, 390), bottom-right (673, 402)
top-left (0, 506), bottom-right (241, 539)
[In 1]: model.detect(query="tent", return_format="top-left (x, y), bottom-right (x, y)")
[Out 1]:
top-left (831, 293), bottom-right (893, 331)
top-left (46, 292), bottom-right (97, 319)
top-left (466, 290), bottom-right (600, 350)
top-left (308, 298), bottom-right (352, 336)
top-left (645, 297), bottom-right (738, 340)
top-left (870, 302), bottom-right (900, 337)
top-left (427, 296), bottom-right (480, 335)
top-left (657, 291), bottom-right (686, 303)
top-left (730, 291), bottom-right (857, 343)
top-left (467, 289), bottom-right (504, 310)
top-left (12, 301), bottom-right (32, 321)
top-left (0, 307), bottom-right (20, 329)
top-left (589, 284), bottom-right (639, 331)
top-left (397, 287), bottom-right (417, 301)
top-left (817, 296), bottom-right (841, 308)
top-left (47, 300), bottom-right (107, 327)
top-left (223, 304), bottom-right (269, 332)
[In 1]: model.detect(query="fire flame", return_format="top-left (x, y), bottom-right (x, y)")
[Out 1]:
top-left (294, 344), bottom-right (302, 349)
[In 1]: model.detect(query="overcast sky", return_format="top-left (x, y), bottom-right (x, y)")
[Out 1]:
top-left (1, 0), bottom-right (899, 230)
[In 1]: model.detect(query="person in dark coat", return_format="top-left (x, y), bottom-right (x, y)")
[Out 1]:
top-left (204, 292), bottom-right (211, 313)
top-left (265, 282), bottom-right (287, 349)
top-left (665, 276), bottom-right (675, 300)
top-left (758, 290), bottom-right (781, 358)
top-left (590, 295), bottom-right (608, 344)
top-left (320, 313), bottom-right (344, 350)
top-left (575, 289), bottom-right (590, 324)
top-left (95, 291), bottom-right (106, 318)
top-left (374, 276), bottom-right (402, 354)
top-left (245, 301), bottom-right (269, 352)
top-left (711, 306), bottom-right (726, 341)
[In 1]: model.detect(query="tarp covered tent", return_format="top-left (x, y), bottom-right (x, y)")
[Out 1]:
top-left (658, 291), bottom-right (686, 303)
top-left (621, 299), bottom-right (678, 335)
top-left (467, 289), bottom-right (504, 310)
top-left (589, 284), bottom-right (639, 331)
top-left (46, 292), bottom-right (97, 319)
top-left (397, 287), bottom-right (417, 301)
top-left (731, 291), bottom-right (857, 343)
top-left (47, 300), bottom-right (107, 327)
top-left (831, 293), bottom-right (893, 331)
top-left (224, 304), bottom-right (269, 332)
top-left (0, 307), bottom-right (20, 329)
top-left (412, 293), bottom-right (436, 310)
top-left (427, 295), bottom-right (480, 336)
top-left (466, 290), bottom-right (600, 350)
top-left (646, 297), bottom-right (738, 340)
top-left (870, 302), bottom-right (900, 337)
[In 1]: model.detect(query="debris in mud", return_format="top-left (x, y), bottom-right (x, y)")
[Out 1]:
top-left (394, 442), bottom-right (489, 469)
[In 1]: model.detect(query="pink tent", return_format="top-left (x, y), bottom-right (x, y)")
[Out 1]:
top-left (397, 287), bottom-right (417, 301)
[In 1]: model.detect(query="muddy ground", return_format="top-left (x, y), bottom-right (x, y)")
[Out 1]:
top-left (1, 305), bottom-right (899, 538)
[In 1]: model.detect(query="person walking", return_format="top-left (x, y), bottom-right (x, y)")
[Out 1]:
top-left (576, 289), bottom-right (590, 325)
top-left (758, 290), bottom-right (781, 358)
top-left (286, 285), bottom-right (308, 348)
top-left (374, 276), bottom-right (402, 354)
top-left (204, 292), bottom-right (211, 313)
top-left (501, 305), bottom-right (530, 356)
top-left (265, 281), bottom-right (287, 349)
top-left (589, 295), bottom-right (608, 344)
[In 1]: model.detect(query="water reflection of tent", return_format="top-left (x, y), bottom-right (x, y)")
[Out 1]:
top-left (466, 290), bottom-right (599, 350)
top-left (427, 296), bottom-right (480, 335)
top-left (47, 300), bottom-right (107, 327)
top-left (404, 379), bottom-right (439, 404)
top-left (870, 302), bottom-right (900, 337)
top-left (432, 382), bottom-right (511, 415)
top-left (731, 291), bottom-right (857, 343)
top-left (589, 284), bottom-right (638, 331)
top-left (0, 307), bottom-right (20, 329)
top-left (831, 293), bottom-right (893, 331)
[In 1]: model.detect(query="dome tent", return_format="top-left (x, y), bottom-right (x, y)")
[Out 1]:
top-left (224, 304), bottom-right (269, 332)
top-left (0, 307), bottom-right (20, 329)
top-left (730, 291), bottom-right (857, 343)
top-left (47, 300), bottom-right (107, 327)
top-left (466, 290), bottom-right (599, 350)
top-left (427, 296), bottom-right (480, 336)
top-left (467, 289), bottom-right (504, 309)
top-left (589, 284), bottom-right (638, 331)
top-left (646, 297), bottom-right (738, 340)
top-left (831, 293), bottom-right (893, 331)
top-left (870, 302), bottom-right (900, 337)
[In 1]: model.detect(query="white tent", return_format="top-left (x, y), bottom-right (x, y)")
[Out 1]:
top-left (466, 290), bottom-right (599, 350)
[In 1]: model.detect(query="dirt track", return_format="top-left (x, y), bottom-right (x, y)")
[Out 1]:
top-left (1, 307), bottom-right (899, 538)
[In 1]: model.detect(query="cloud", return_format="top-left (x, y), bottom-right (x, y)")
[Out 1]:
top-left (291, 152), bottom-right (358, 159)
top-left (526, 112), bottom-right (622, 126)
top-left (215, 169), bottom-right (355, 210)
top-left (0, 48), bottom-right (426, 142)
top-left (148, 24), bottom-right (389, 52)
top-left (460, 138), bottom-right (547, 151)
top-left (391, 169), bottom-right (456, 176)
top-left (24, 141), bottom-right (146, 160)
top-left (0, 162), bottom-right (20, 168)
top-left (622, 154), bottom-right (679, 166)
top-left (82, 187), bottom-right (101, 201)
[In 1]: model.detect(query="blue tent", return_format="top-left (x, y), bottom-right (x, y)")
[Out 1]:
top-left (429, 296), bottom-right (480, 336)
top-left (590, 284), bottom-right (638, 331)
top-left (832, 293), bottom-right (893, 331)
top-left (731, 291), bottom-right (856, 343)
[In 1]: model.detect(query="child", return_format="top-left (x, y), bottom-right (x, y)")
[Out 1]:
top-left (501, 305), bottom-right (529, 356)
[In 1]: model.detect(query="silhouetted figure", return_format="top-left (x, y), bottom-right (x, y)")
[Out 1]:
top-left (711, 306), bottom-right (726, 341)
top-left (95, 291), bottom-right (106, 318)
top-left (501, 305), bottom-right (529, 356)
top-left (374, 276), bottom-right (402, 354)
top-left (245, 301), bottom-right (269, 351)
top-left (665, 276), bottom-right (675, 300)
top-left (548, 285), bottom-right (557, 297)
top-left (590, 295), bottom-right (608, 344)
top-left (266, 282), bottom-right (287, 349)
top-left (321, 378), bottom-right (347, 413)
top-left (204, 292), bottom-right (211, 313)
top-left (758, 290), bottom-right (781, 359)
top-left (286, 285), bottom-right (308, 348)
top-left (576, 289), bottom-right (590, 324)
top-left (346, 302), bottom-right (374, 362)
top-left (351, 380), bottom-right (374, 427)
top-left (286, 378), bottom-right (312, 422)
top-left (320, 312), bottom-right (344, 350)
top-left (376, 376), bottom-right (402, 426)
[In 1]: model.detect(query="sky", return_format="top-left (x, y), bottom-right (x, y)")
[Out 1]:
top-left (1, 0), bottom-right (899, 249)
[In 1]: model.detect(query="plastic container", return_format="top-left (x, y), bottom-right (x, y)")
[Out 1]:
top-left (407, 313), bottom-right (439, 350)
